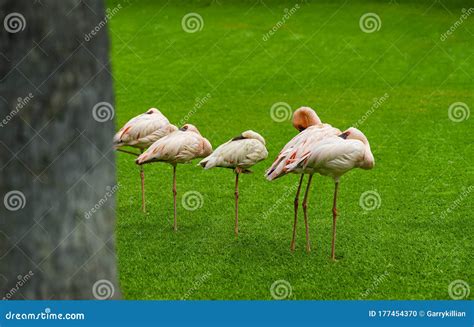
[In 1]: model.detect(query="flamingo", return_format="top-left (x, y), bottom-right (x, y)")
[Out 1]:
top-left (266, 107), bottom-right (341, 252)
top-left (135, 124), bottom-right (212, 231)
top-left (114, 108), bottom-right (177, 212)
top-left (199, 130), bottom-right (268, 236)
top-left (269, 126), bottom-right (374, 260)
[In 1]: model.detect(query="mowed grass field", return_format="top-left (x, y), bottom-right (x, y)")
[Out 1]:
top-left (108, 0), bottom-right (473, 299)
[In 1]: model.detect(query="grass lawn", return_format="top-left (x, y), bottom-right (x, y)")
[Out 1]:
top-left (108, 0), bottom-right (473, 300)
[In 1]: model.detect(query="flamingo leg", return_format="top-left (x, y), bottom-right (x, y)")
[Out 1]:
top-left (139, 149), bottom-right (146, 213)
top-left (302, 174), bottom-right (313, 253)
top-left (331, 181), bottom-right (339, 261)
top-left (290, 174), bottom-right (305, 251)
top-left (116, 148), bottom-right (140, 156)
top-left (116, 148), bottom-right (145, 213)
top-left (234, 169), bottom-right (240, 237)
top-left (173, 165), bottom-right (177, 231)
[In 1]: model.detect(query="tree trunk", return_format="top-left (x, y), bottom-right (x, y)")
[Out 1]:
top-left (0, 0), bottom-right (120, 299)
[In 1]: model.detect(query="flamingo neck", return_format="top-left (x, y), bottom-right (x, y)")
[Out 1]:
top-left (362, 143), bottom-right (374, 169)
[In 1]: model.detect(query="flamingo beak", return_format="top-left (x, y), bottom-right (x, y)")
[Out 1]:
top-left (338, 132), bottom-right (349, 139)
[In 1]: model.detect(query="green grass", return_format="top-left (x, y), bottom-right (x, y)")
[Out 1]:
top-left (108, 0), bottom-right (473, 299)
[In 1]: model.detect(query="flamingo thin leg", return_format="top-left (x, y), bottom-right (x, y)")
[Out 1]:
top-left (116, 148), bottom-right (144, 213)
top-left (290, 174), bottom-right (305, 251)
top-left (173, 165), bottom-right (177, 231)
top-left (116, 148), bottom-right (140, 156)
top-left (331, 181), bottom-right (339, 261)
top-left (139, 149), bottom-right (146, 213)
top-left (140, 166), bottom-right (146, 213)
top-left (234, 170), bottom-right (240, 237)
top-left (302, 174), bottom-right (313, 253)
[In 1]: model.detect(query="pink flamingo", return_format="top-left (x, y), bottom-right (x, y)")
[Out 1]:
top-left (266, 107), bottom-right (341, 252)
top-left (268, 123), bottom-right (374, 260)
top-left (114, 108), bottom-right (177, 212)
top-left (199, 130), bottom-right (268, 236)
top-left (136, 124), bottom-right (212, 231)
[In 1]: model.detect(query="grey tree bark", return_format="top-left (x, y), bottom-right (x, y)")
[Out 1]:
top-left (0, 0), bottom-right (120, 299)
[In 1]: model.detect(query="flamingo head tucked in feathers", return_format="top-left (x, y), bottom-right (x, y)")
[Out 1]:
top-left (179, 124), bottom-right (201, 135)
top-left (145, 108), bottom-right (161, 115)
top-left (234, 130), bottom-right (266, 145)
top-left (339, 127), bottom-right (374, 169)
top-left (338, 127), bottom-right (367, 143)
top-left (292, 107), bottom-right (322, 132)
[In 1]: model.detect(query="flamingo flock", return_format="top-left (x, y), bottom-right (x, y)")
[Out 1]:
top-left (115, 106), bottom-right (374, 260)
top-left (266, 107), bottom-right (374, 259)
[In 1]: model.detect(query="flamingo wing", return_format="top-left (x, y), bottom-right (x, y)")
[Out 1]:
top-left (137, 131), bottom-right (211, 164)
top-left (114, 111), bottom-right (173, 148)
top-left (286, 137), bottom-right (366, 176)
top-left (200, 138), bottom-right (268, 169)
top-left (266, 124), bottom-right (340, 180)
